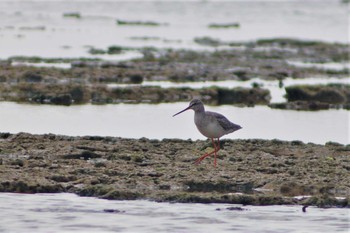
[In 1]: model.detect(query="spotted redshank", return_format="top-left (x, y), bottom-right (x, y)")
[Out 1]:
top-left (173, 99), bottom-right (242, 167)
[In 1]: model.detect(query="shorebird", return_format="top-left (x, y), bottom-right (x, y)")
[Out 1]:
top-left (173, 99), bottom-right (242, 167)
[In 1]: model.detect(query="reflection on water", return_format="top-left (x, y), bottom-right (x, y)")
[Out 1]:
top-left (0, 193), bottom-right (348, 233)
top-left (0, 102), bottom-right (348, 144)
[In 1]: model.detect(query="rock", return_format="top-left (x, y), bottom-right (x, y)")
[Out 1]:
top-left (63, 151), bottom-right (102, 160)
top-left (208, 22), bottom-right (240, 29)
top-left (270, 84), bottom-right (350, 110)
top-left (226, 206), bottom-right (246, 211)
top-left (107, 46), bottom-right (123, 54)
top-left (184, 180), bottom-right (254, 193)
top-left (116, 20), bottom-right (165, 26)
top-left (215, 206), bottom-right (246, 211)
top-left (226, 67), bottom-right (253, 81)
top-left (50, 175), bottom-right (77, 182)
top-left (0, 180), bottom-right (64, 193)
top-left (0, 132), bottom-right (11, 139)
top-left (269, 101), bottom-right (330, 111)
top-left (88, 48), bottom-right (106, 55)
top-left (217, 87), bottom-right (271, 105)
top-left (9, 159), bottom-right (24, 167)
top-left (50, 94), bottom-right (72, 106)
top-left (69, 86), bottom-right (87, 104)
top-left (194, 37), bottom-right (225, 47)
top-left (21, 71), bottom-right (43, 83)
top-left (286, 84), bottom-right (350, 104)
top-left (103, 209), bottom-right (124, 213)
top-left (128, 74), bottom-right (143, 84)
top-left (63, 12), bottom-right (81, 19)
top-left (0, 75), bottom-right (7, 82)
top-left (71, 61), bottom-right (99, 68)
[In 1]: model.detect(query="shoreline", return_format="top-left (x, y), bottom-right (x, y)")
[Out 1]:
top-left (0, 132), bottom-right (348, 207)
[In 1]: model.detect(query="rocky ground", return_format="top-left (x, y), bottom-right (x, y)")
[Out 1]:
top-left (0, 38), bottom-right (349, 109)
top-left (0, 133), bottom-right (349, 207)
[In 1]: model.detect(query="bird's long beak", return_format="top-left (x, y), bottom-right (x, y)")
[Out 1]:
top-left (172, 105), bottom-right (192, 117)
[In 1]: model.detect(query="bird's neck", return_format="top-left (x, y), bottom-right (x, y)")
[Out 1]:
top-left (194, 105), bottom-right (205, 113)
top-left (194, 107), bottom-right (205, 116)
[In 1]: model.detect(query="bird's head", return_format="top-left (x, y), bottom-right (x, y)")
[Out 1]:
top-left (173, 99), bottom-right (204, 117)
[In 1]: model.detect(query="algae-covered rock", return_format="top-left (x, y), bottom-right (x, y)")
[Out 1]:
top-left (269, 101), bottom-right (331, 111)
top-left (107, 46), bottom-right (123, 54)
top-left (50, 94), bottom-right (72, 106)
top-left (217, 87), bottom-right (271, 105)
top-left (107, 86), bottom-right (270, 106)
top-left (208, 22), bottom-right (240, 29)
top-left (1, 38), bottom-right (349, 108)
top-left (0, 180), bottom-right (64, 193)
top-left (286, 84), bottom-right (350, 104)
top-left (116, 20), bottom-right (165, 26)
top-left (194, 37), bottom-right (225, 47)
top-left (0, 133), bottom-right (348, 207)
top-left (271, 84), bottom-right (350, 110)
top-left (0, 75), bottom-right (7, 82)
top-left (21, 71), bottom-right (43, 83)
top-left (63, 12), bottom-right (81, 19)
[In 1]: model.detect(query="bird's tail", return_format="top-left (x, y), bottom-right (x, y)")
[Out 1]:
top-left (233, 124), bottom-right (242, 132)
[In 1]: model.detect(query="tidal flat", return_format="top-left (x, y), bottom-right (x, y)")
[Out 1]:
top-left (0, 133), bottom-right (348, 207)
top-left (0, 2), bottom-right (349, 232)
top-left (0, 39), bottom-right (349, 109)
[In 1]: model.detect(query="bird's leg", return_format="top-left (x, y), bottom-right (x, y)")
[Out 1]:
top-left (194, 138), bottom-right (220, 166)
top-left (213, 138), bottom-right (218, 167)
top-left (194, 149), bottom-right (216, 165)
top-left (212, 138), bottom-right (221, 167)
top-left (216, 138), bottom-right (220, 151)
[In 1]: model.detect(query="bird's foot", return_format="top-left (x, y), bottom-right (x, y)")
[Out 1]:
top-left (194, 156), bottom-right (207, 165)
top-left (194, 149), bottom-right (217, 166)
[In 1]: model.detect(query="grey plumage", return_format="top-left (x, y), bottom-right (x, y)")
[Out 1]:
top-left (173, 99), bottom-right (242, 167)
top-left (206, 111), bottom-right (241, 133)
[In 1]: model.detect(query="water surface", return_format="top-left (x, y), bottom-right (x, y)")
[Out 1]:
top-left (0, 0), bottom-right (347, 59)
top-left (0, 193), bottom-right (348, 233)
top-left (0, 102), bottom-right (348, 144)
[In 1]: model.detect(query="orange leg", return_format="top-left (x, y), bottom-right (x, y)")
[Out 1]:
top-left (214, 138), bottom-right (220, 167)
top-left (195, 138), bottom-right (221, 167)
top-left (213, 138), bottom-right (217, 167)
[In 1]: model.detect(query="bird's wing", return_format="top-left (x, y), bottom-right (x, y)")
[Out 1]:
top-left (206, 111), bottom-right (236, 131)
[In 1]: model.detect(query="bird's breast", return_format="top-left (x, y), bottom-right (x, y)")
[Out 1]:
top-left (194, 114), bottom-right (226, 138)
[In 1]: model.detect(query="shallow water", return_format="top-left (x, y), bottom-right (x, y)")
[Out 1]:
top-left (0, 193), bottom-right (348, 233)
top-left (0, 0), bottom-right (347, 59)
top-left (0, 102), bottom-right (348, 144)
